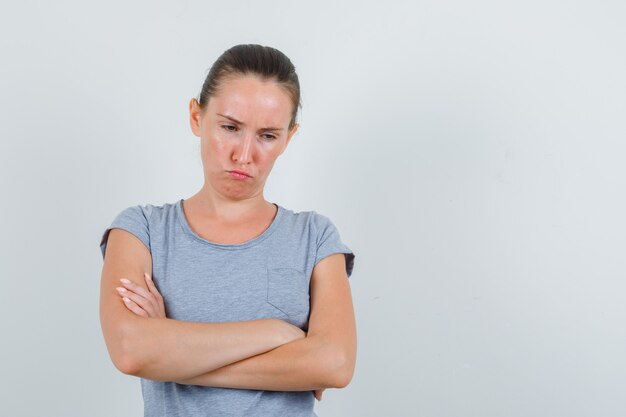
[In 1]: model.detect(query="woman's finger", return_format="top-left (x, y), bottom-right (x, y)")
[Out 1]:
top-left (121, 296), bottom-right (149, 318)
top-left (141, 273), bottom-right (162, 315)
top-left (144, 273), bottom-right (165, 304)
top-left (313, 388), bottom-right (325, 401)
top-left (120, 278), bottom-right (155, 302)
top-left (116, 286), bottom-right (156, 317)
top-left (120, 278), bottom-right (159, 313)
top-left (144, 273), bottom-right (167, 318)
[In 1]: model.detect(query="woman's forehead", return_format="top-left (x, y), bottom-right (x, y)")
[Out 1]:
top-left (209, 76), bottom-right (292, 126)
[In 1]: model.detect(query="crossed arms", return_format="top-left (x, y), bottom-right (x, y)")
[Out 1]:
top-left (99, 228), bottom-right (357, 391)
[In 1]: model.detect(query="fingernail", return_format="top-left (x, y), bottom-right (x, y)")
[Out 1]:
top-left (116, 287), bottom-right (126, 293)
top-left (144, 272), bottom-right (152, 280)
top-left (123, 297), bottom-right (130, 303)
top-left (120, 278), bottom-right (131, 284)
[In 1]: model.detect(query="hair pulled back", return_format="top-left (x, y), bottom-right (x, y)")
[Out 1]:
top-left (197, 44), bottom-right (301, 130)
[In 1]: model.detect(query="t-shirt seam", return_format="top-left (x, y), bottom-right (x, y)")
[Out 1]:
top-left (310, 211), bottom-right (321, 249)
top-left (143, 204), bottom-right (154, 252)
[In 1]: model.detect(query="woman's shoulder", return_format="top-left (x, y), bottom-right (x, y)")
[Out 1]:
top-left (276, 203), bottom-right (338, 231)
top-left (109, 199), bottom-right (181, 225)
top-left (278, 204), bottom-right (354, 276)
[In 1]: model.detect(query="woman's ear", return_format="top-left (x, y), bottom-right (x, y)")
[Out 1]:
top-left (280, 123), bottom-right (299, 156)
top-left (189, 98), bottom-right (203, 137)
top-left (286, 122), bottom-right (300, 145)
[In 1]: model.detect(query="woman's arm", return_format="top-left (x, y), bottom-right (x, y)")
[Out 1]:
top-left (123, 316), bottom-right (301, 382)
top-left (101, 229), bottom-right (302, 381)
top-left (173, 253), bottom-right (357, 391)
top-left (174, 333), bottom-right (344, 391)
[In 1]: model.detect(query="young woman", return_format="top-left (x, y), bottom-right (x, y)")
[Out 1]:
top-left (99, 44), bottom-right (356, 417)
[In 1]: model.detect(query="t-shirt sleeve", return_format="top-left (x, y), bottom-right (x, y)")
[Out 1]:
top-left (312, 212), bottom-right (355, 278)
top-left (100, 205), bottom-right (151, 259)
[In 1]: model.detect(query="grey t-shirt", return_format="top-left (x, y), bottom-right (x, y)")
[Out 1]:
top-left (99, 198), bottom-right (355, 417)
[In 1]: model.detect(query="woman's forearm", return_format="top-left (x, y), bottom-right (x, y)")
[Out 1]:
top-left (122, 316), bottom-right (289, 381)
top-left (174, 335), bottom-right (344, 391)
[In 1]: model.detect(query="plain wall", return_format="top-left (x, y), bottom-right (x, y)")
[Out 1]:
top-left (1, 0), bottom-right (624, 416)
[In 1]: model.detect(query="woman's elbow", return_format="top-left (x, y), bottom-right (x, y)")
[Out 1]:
top-left (109, 321), bottom-right (144, 376)
top-left (334, 356), bottom-right (356, 388)
top-left (326, 347), bottom-right (356, 389)
top-left (114, 352), bottom-right (140, 376)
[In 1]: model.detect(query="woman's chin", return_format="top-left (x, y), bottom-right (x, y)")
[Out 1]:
top-left (220, 184), bottom-right (259, 200)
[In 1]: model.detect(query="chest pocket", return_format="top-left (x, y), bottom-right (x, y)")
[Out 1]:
top-left (266, 267), bottom-right (310, 318)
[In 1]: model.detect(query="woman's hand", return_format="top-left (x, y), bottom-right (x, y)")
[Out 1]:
top-left (313, 388), bottom-right (325, 401)
top-left (116, 272), bottom-right (167, 318)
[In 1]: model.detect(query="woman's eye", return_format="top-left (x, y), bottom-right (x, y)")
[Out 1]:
top-left (222, 124), bottom-right (237, 132)
top-left (262, 134), bottom-right (277, 140)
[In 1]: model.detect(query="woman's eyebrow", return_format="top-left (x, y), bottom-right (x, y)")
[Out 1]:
top-left (217, 113), bottom-right (284, 131)
top-left (217, 113), bottom-right (243, 124)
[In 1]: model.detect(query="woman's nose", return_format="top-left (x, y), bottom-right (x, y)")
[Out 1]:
top-left (233, 132), bottom-right (254, 164)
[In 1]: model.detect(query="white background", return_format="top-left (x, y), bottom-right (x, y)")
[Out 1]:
top-left (1, 1), bottom-right (625, 416)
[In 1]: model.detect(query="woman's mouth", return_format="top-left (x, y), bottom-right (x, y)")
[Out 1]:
top-left (227, 170), bottom-right (251, 179)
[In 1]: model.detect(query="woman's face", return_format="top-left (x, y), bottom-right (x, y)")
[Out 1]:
top-left (189, 74), bottom-right (299, 202)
